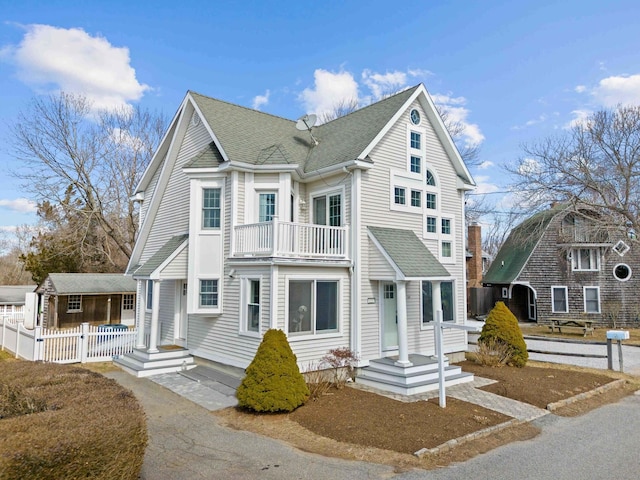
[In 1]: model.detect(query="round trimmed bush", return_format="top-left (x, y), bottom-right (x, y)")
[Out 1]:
top-left (479, 301), bottom-right (528, 367)
top-left (236, 329), bottom-right (309, 412)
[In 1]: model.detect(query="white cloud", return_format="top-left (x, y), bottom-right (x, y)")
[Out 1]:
top-left (299, 69), bottom-right (359, 117)
top-left (433, 93), bottom-right (484, 147)
top-left (511, 114), bottom-right (547, 130)
top-left (471, 175), bottom-right (500, 195)
top-left (592, 74), bottom-right (640, 107)
top-left (0, 198), bottom-right (37, 214)
top-left (575, 85), bottom-right (587, 93)
top-left (564, 109), bottom-right (592, 129)
top-left (1, 24), bottom-right (148, 110)
top-left (362, 69), bottom-right (408, 100)
top-left (252, 89), bottom-right (270, 110)
top-left (477, 161), bottom-right (494, 170)
top-left (517, 158), bottom-right (542, 176)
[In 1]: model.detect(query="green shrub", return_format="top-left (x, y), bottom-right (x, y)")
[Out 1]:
top-left (236, 329), bottom-right (309, 412)
top-left (0, 362), bottom-right (146, 480)
top-left (479, 301), bottom-right (528, 367)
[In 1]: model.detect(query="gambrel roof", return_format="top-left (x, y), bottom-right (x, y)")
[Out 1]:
top-left (483, 205), bottom-right (569, 285)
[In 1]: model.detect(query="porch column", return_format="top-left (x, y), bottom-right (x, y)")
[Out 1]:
top-left (135, 280), bottom-right (147, 349)
top-left (148, 279), bottom-right (162, 353)
top-left (395, 281), bottom-right (412, 367)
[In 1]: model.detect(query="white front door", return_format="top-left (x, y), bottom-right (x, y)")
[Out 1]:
top-left (120, 294), bottom-right (135, 326)
top-left (175, 281), bottom-right (188, 346)
top-left (381, 282), bottom-right (398, 352)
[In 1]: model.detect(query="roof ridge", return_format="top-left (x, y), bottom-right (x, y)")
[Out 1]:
top-left (188, 90), bottom-right (296, 124)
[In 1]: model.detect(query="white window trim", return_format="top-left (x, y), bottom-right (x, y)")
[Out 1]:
top-left (201, 187), bottom-right (222, 230)
top-left (285, 275), bottom-right (342, 340)
top-left (239, 276), bottom-right (262, 338)
top-left (439, 215), bottom-right (456, 264)
top-left (551, 286), bottom-right (569, 313)
top-left (194, 277), bottom-right (221, 314)
top-left (309, 185), bottom-right (346, 226)
top-left (570, 247), bottom-right (600, 271)
top-left (583, 286), bottom-right (601, 314)
top-left (257, 191), bottom-right (277, 223)
top-left (389, 169), bottom-right (423, 214)
top-left (613, 263), bottom-right (632, 282)
top-left (406, 124), bottom-right (426, 180)
top-left (67, 294), bottom-right (82, 313)
top-left (122, 294), bottom-right (135, 311)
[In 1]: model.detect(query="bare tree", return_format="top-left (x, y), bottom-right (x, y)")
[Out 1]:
top-left (10, 93), bottom-right (166, 273)
top-left (507, 105), bottom-right (640, 238)
top-left (319, 98), bottom-right (360, 124)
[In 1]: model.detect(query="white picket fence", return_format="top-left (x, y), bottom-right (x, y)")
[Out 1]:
top-left (0, 314), bottom-right (138, 364)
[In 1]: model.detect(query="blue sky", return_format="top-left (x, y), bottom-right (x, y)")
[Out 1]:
top-left (1, 0), bottom-right (640, 242)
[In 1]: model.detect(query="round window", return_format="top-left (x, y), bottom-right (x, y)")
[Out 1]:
top-left (410, 109), bottom-right (421, 125)
top-left (613, 263), bottom-right (631, 281)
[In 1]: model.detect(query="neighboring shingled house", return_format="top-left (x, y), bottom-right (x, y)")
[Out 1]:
top-left (36, 273), bottom-right (136, 329)
top-left (119, 84), bottom-right (477, 393)
top-left (483, 204), bottom-right (640, 326)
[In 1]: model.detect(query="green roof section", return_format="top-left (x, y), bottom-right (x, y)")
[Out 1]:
top-left (44, 274), bottom-right (136, 295)
top-left (368, 226), bottom-right (450, 279)
top-left (483, 205), bottom-right (568, 284)
top-left (187, 86), bottom-right (420, 173)
top-left (184, 142), bottom-right (225, 168)
top-left (133, 234), bottom-right (189, 277)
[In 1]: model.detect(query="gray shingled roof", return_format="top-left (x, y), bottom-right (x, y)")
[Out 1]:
top-left (368, 226), bottom-right (450, 278)
top-left (187, 86), bottom-right (419, 173)
top-left (133, 234), bottom-right (188, 277)
top-left (184, 142), bottom-right (225, 168)
top-left (46, 274), bottom-right (135, 295)
top-left (0, 285), bottom-right (36, 304)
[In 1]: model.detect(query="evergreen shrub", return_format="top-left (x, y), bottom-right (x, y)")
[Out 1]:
top-left (479, 301), bottom-right (528, 367)
top-left (236, 329), bottom-right (309, 412)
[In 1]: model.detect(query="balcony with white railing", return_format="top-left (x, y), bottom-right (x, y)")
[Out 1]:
top-left (233, 218), bottom-right (349, 260)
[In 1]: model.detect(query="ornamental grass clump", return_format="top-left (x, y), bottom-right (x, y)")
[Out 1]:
top-left (479, 301), bottom-right (528, 367)
top-left (236, 329), bottom-right (309, 412)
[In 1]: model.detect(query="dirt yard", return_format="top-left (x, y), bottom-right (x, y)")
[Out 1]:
top-left (216, 361), bottom-right (637, 471)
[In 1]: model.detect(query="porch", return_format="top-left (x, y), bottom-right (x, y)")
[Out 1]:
top-left (233, 219), bottom-right (349, 259)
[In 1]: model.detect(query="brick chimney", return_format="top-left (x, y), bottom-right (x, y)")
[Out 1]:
top-left (467, 223), bottom-right (483, 288)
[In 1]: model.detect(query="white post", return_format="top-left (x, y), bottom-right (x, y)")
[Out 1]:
top-left (395, 281), bottom-right (412, 367)
top-left (1, 316), bottom-right (5, 351)
top-left (15, 320), bottom-right (20, 359)
top-left (148, 280), bottom-right (161, 353)
top-left (106, 296), bottom-right (112, 324)
top-left (436, 309), bottom-right (446, 408)
top-left (271, 215), bottom-right (279, 256)
top-left (80, 322), bottom-right (89, 363)
top-left (136, 280), bottom-right (147, 349)
top-left (33, 326), bottom-right (42, 361)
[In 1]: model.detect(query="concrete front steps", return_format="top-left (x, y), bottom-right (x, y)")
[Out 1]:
top-left (114, 346), bottom-right (196, 378)
top-left (356, 354), bottom-right (474, 396)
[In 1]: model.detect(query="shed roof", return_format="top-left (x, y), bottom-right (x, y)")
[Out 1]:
top-left (368, 226), bottom-right (450, 279)
top-left (42, 274), bottom-right (136, 295)
top-left (132, 234), bottom-right (189, 278)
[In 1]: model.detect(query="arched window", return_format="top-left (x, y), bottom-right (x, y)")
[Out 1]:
top-left (426, 169), bottom-right (436, 186)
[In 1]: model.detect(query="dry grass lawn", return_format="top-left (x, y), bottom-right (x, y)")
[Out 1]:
top-left (519, 324), bottom-right (640, 345)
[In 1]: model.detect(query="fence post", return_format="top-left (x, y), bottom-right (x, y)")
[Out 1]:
top-left (80, 322), bottom-right (89, 363)
top-left (1, 316), bottom-right (5, 351)
top-left (33, 326), bottom-right (42, 361)
top-left (15, 321), bottom-right (21, 359)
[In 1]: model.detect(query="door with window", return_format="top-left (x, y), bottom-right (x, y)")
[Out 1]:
top-left (381, 282), bottom-right (398, 352)
top-left (312, 193), bottom-right (342, 254)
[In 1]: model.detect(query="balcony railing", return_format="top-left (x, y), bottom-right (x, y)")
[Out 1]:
top-left (234, 219), bottom-right (349, 259)
top-left (557, 226), bottom-right (610, 244)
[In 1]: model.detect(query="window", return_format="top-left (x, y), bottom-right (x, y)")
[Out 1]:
top-left (613, 240), bottom-right (630, 257)
top-left (426, 170), bottom-right (436, 186)
top-left (67, 295), bottom-right (82, 312)
top-left (146, 280), bottom-right (153, 310)
top-left (199, 280), bottom-right (219, 308)
top-left (571, 248), bottom-right (599, 271)
top-left (259, 193), bottom-right (276, 222)
top-left (410, 109), bottom-right (421, 125)
top-left (441, 218), bottom-right (451, 235)
top-left (410, 190), bottom-right (421, 207)
top-left (410, 155), bottom-right (421, 173)
top-left (441, 241), bottom-right (452, 258)
top-left (246, 279), bottom-right (260, 332)
top-left (394, 187), bottom-right (406, 205)
top-left (313, 193), bottom-right (342, 226)
top-left (426, 193), bottom-right (436, 210)
top-left (202, 188), bottom-right (221, 229)
top-left (426, 216), bottom-right (437, 233)
top-left (583, 287), bottom-right (600, 313)
top-left (551, 286), bottom-right (568, 313)
top-left (288, 280), bottom-right (338, 335)
top-left (422, 281), bottom-right (454, 323)
top-left (122, 294), bottom-right (134, 311)
top-left (410, 131), bottom-right (421, 150)
top-left (613, 263), bottom-right (632, 281)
